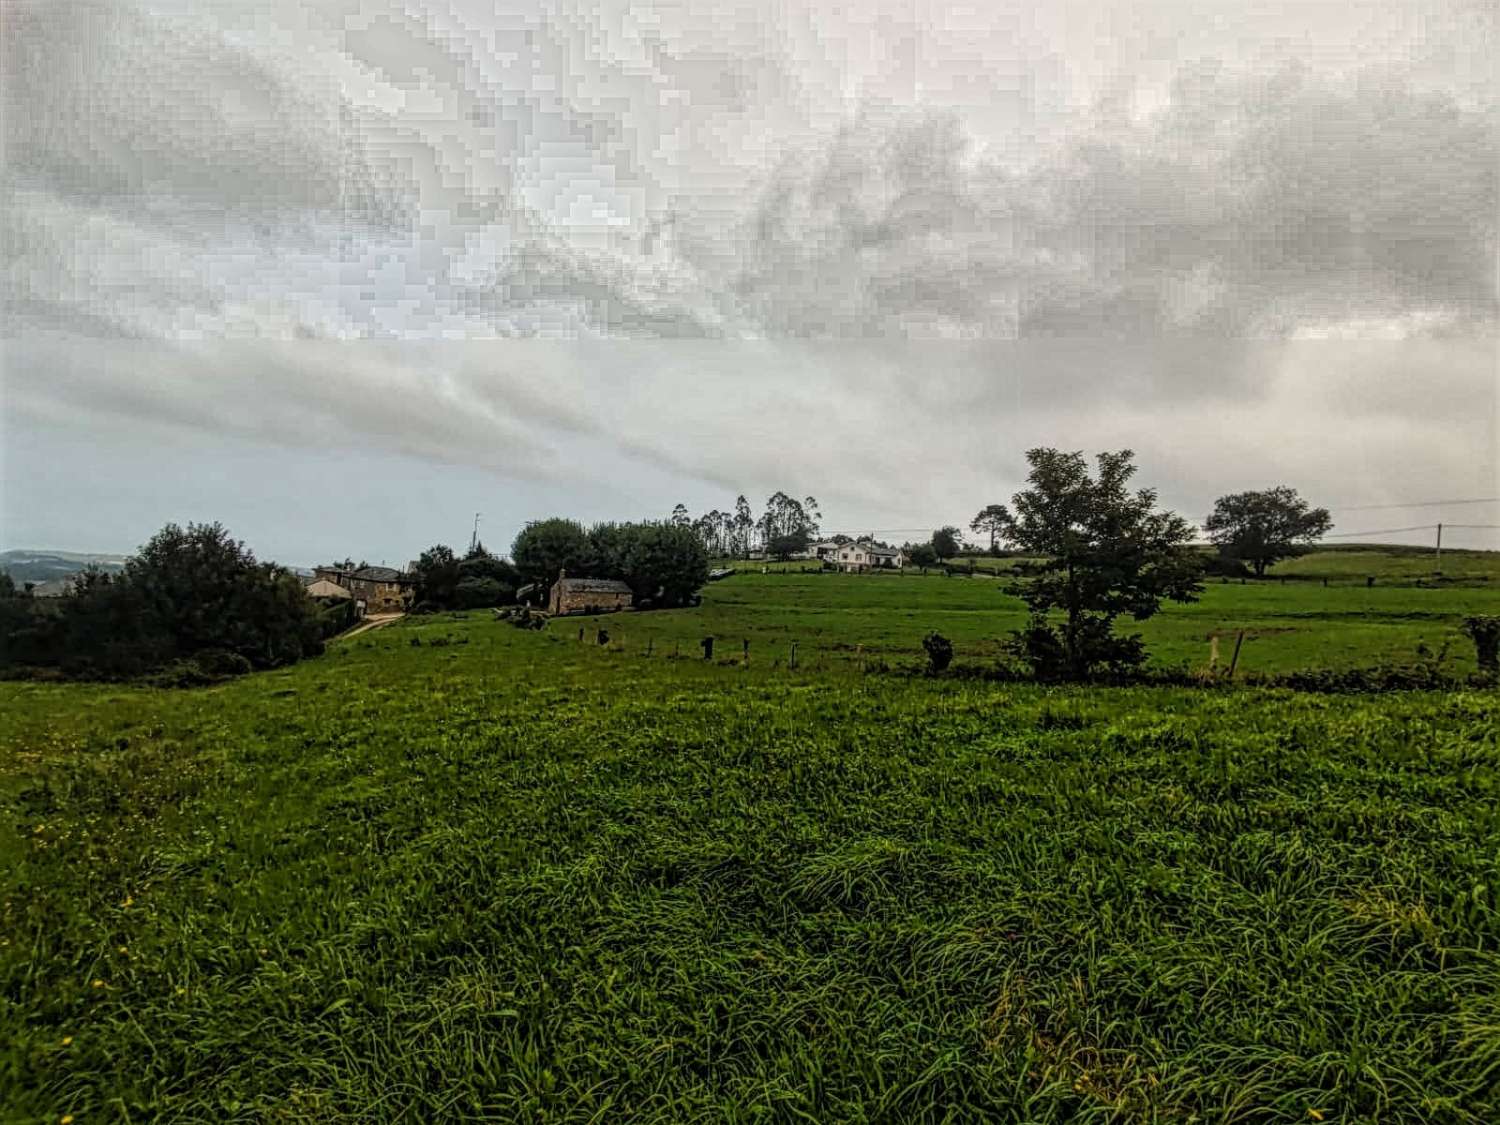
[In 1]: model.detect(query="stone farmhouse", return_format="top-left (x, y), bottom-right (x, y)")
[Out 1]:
top-left (313, 564), bottom-right (413, 615)
top-left (549, 571), bottom-right (634, 616)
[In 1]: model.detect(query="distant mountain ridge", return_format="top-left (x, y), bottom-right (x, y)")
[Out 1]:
top-left (2, 549), bottom-right (314, 594)
top-left (1, 548), bottom-right (129, 585)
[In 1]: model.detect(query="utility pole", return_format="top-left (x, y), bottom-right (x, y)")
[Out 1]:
top-left (1435, 522), bottom-right (1443, 573)
top-left (470, 512), bottom-right (481, 555)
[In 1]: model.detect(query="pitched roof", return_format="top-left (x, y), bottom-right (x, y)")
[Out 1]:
top-left (304, 578), bottom-right (353, 599)
top-left (555, 577), bottom-right (633, 595)
top-left (352, 565), bottom-right (406, 583)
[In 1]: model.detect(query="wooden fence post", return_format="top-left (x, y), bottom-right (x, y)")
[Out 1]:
top-left (790, 642), bottom-right (798, 670)
top-left (1228, 630), bottom-right (1245, 679)
top-left (742, 638), bottom-right (749, 665)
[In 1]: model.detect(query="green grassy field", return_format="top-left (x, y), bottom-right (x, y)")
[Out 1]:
top-left (615, 558), bottom-right (1500, 677)
top-left (3, 552), bottom-right (1499, 1122)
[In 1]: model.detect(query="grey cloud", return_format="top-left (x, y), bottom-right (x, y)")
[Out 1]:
top-left (2, 0), bottom-right (1496, 555)
top-left (726, 67), bottom-right (1497, 343)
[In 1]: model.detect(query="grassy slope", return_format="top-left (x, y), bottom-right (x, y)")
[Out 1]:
top-left (3, 597), bottom-right (1500, 1121)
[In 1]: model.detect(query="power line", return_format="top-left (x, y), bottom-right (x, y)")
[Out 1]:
top-left (1325, 497), bottom-right (1499, 512)
top-left (1322, 524), bottom-right (1438, 539)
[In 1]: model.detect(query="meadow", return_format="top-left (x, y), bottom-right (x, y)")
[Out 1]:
top-left (3, 552), bottom-right (1499, 1122)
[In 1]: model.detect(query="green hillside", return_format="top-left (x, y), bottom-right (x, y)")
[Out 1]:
top-left (3, 562), bottom-right (1499, 1121)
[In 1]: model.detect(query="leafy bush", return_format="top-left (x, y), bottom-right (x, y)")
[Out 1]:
top-left (921, 632), bottom-right (953, 673)
top-left (1460, 615), bottom-right (1500, 679)
top-left (454, 577), bottom-right (514, 609)
top-left (0, 523), bottom-right (325, 682)
top-left (193, 648), bottom-right (254, 678)
top-left (318, 599), bottom-right (358, 637)
top-left (1262, 663), bottom-right (1462, 693)
top-left (1201, 553), bottom-right (1252, 578)
top-left (1004, 614), bottom-right (1148, 682)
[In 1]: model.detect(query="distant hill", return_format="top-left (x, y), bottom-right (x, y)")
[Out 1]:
top-left (1, 550), bottom-right (128, 594)
top-left (2, 549), bottom-right (316, 595)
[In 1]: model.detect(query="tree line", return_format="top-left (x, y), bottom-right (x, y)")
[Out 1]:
top-left (670, 492), bottom-right (822, 560)
top-left (411, 519), bottom-right (709, 612)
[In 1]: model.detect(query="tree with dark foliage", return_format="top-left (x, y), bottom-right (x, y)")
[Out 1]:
top-left (969, 505), bottom-right (1008, 554)
top-left (589, 522), bottom-right (708, 608)
top-left (931, 526), bottom-right (962, 561)
top-left (905, 542), bottom-right (939, 570)
top-left (996, 449), bottom-right (1202, 680)
top-left (1203, 487), bottom-right (1333, 577)
top-left (411, 544), bottom-right (462, 607)
top-left (1, 522), bottom-right (324, 680)
top-left (511, 518), bottom-right (595, 586)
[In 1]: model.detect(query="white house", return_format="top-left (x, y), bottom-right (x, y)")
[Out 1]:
top-left (834, 542), bottom-right (871, 571)
top-left (833, 541), bottom-right (904, 572)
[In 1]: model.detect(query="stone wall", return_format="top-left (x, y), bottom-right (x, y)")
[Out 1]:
top-left (552, 589), bottom-right (633, 616)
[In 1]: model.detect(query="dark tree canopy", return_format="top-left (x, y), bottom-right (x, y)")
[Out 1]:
top-left (511, 519), bottom-right (595, 585)
top-left (767, 528), bottom-right (812, 561)
top-left (1, 522), bottom-right (325, 680)
top-left (410, 544), bottom-right (518, 610)
top-left (411, 544), bottom-right (462, 607)
top-left (970, 505), bottom-right (1008, 554)
top-left (931, 526), bottom-right (962, 560)
top-left (589, 522), bottom-right (708, 608)
top-left (1203, 487), bottom-right (1333, 577)
top-left (996, 449), bottom-right (1202, 680)
top-left (905, 542), bottom-right (939, 569)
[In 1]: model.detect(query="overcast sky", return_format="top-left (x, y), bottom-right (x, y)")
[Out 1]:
top-left (3, 0), bottom-right (1497, 565)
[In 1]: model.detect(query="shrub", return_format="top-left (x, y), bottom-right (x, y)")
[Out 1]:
top-left (454, 577), bottom-right (514, 609)
top-left (193, 648), bottom-right (254, 678)
top-left (1460, 615), bottom-right (1500, 679)
top-left (921, 632), bottom-right (953, 674)
top-left (1004, 615), bottom-right (1148, 682)
top-left (1202, 553), bottom-right (1252, 578)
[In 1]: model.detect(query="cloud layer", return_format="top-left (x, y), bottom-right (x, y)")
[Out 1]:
top-left (3, 0), bottom-right (1497, 553)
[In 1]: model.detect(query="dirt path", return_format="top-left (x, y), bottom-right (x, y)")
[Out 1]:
top-left (339, 613), bottom-right (405, 639)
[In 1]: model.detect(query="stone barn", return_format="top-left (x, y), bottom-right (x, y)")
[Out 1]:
top-left (548, 572), bottom-right (634, 616)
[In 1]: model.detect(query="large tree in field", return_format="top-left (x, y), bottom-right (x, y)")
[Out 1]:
top-left (996, 449), bottom-right (1203, 680)
top-left (511, 518), bottom-right (594, 585)
top-left (1203, 487), bottom-right (1333, 577)
top-left (931, 526), bottom-right (962, 561)
top-left (970, 504), bottom-right (1008, 554)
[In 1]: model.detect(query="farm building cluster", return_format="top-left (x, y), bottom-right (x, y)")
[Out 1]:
top-left (306, 564), bottom-right (413, 616)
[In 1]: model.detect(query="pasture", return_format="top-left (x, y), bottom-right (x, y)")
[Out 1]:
top-left (637, 549), bottom-right (1500, 677)
top-left (3, 551), bottom-right (1499, 1122)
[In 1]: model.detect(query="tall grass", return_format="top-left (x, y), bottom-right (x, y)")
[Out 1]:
top-left (3, 615), bottom-right (1498, 1121)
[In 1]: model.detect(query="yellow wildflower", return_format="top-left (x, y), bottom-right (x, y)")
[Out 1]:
top-left (61, 1115), bottom-right (74, 1124)
top-left (61, 1036), bottom-right (73, 1046)
top-left (91, 979), bottom-right (104, 989)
